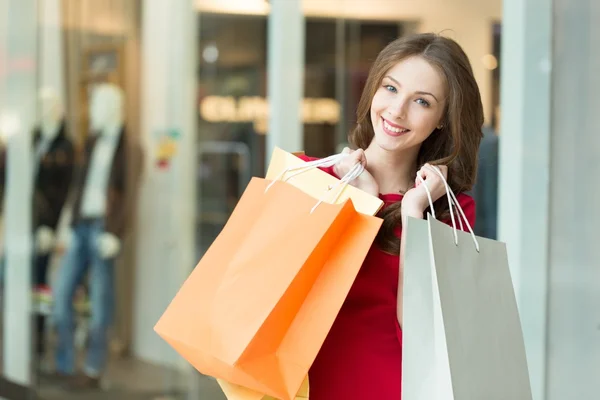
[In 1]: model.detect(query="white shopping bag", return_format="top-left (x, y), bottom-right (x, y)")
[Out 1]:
top-left (401, 168), bottom-right (532, 400)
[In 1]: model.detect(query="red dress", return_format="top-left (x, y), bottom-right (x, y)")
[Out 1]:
top-left (298, 155), bottom-right (476, 400)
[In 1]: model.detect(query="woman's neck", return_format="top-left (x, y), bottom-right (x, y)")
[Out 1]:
top-left (364, 142), bottom-right (420, 194)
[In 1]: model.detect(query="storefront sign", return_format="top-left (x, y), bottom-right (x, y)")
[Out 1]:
top-left (199, 95), bottom-right (341, 133)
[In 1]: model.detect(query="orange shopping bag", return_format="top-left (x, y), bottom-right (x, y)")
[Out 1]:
top-left (154, 175), bottom-right (382, 400)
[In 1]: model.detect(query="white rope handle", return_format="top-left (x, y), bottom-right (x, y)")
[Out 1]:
top-left (423, 166), bottom-right (458, 245)
top-left (310, 162), bottom-right (364, 214)
top-left (417, 171), bottom-right (464, 233)
top-left (416, 172), bottom-right (436, 219)
top-left (453, 197), bottom-right (464, 232)
top-left (265, 153), bottom-right (347, 192)
top-left (424, 165), bottom-right (480, 252)
top-left (420, 167), bottom-right (463, 231)
top-left (263, 153), bottom-right (365, 214)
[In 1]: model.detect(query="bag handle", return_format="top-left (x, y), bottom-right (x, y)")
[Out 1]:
top-left (417, 166), bottom-right (480, 252)
top-left (417, 172), bottom-right (464, 234)
top-left (265, 153), bottom-right (346, 193)
top-left (310, 162), bottom-right (364, 214)
top-left (417, 168), bottom-right (458, 244)
top-left (264, 152), bottom-right (366, 213)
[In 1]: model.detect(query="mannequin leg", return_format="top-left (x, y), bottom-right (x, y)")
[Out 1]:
top-left (53, 223), bottom-right (90, 375)
top-left (34, 252), bottom-right (51, 355)
top-left (83, 220), bottom-right (115, 379)
top-left (34, 252), bottom-right (51, 286)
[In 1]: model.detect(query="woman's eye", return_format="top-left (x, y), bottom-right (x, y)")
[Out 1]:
top-left (384, 84), bottom-right (397, 93)
top-left (416, 98), bottom-right (430, 107)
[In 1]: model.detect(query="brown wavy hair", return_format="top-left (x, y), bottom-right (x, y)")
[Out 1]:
top-left (349, 33), bottom-right (484, 255)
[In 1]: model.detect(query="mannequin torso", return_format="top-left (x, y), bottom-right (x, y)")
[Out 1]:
top-left (70, 83), bottom-right (130, 258)
top-left (38, 122), bottom-right (60, 149)
top-left (35, 89), bottom-right (66, 175)
top-left (80, 124), bottom-right (123, 219)
top-left (31, 90), bottom-right (75, 254)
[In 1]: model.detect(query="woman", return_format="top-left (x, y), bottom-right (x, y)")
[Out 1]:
top-left (303, 33), bottom-right (484, 399)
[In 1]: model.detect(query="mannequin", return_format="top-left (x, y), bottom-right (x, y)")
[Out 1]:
top-left (33, 87), bottom-right (75, 257)
top-left (52, 82), bottom-right (130, 389)
top-left (32, 88), bottom-right (76, 355)
top-left (0, 87), bottom-right (75, 355)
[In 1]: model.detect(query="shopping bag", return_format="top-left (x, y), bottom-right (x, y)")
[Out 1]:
top-left (218, 376), bottom-right (309, 400)
top-left (402, 209), bottom-right (532, 398)
top-left (213, 149), bottom-right (383, 399)
top-left (155, 177), bottom-right (382, 400)
top-left (265, 146), bottom-right (384, 215)
top-left (401, 216), bottom-right (439, 399)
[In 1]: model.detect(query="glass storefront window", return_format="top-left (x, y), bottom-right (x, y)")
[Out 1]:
top-left (196, 13), bottom-right (410, 258)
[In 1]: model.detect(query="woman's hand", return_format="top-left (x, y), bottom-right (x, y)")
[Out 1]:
top-left (401, 163), bottom-right (448, 217)
top-left (333, 147), bottom-right (379, 197)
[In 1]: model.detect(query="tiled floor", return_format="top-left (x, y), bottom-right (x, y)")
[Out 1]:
top-left (0, 305), bottom-right (226, 400)
top-left (34, 357), bottom-right (226, 400)
top-left (36, 358), bottom-right (227, 399)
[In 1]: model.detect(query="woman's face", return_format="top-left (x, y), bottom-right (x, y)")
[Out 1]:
top-left (369, 56), bottom-right (447, 154)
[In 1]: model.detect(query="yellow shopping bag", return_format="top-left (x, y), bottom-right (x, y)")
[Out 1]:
top-left (265, 147), bottom-right (384, 215)
top-left (218, 376), bottom-right (309, 400)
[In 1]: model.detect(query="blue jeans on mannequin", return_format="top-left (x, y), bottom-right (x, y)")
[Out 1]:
top-left (52, 219), bottom-right (115, 378)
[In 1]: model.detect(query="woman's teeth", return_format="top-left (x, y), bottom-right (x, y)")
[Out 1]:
top-left (384, 120), bottom-right (409, 133)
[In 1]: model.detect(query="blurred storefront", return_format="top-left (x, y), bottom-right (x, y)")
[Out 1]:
top-left (3, 0), bottom-right (598, 399)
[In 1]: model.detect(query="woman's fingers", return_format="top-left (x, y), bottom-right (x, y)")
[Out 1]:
top-left (353, 149), bottom-right (367, 167)
top-left (417, 164), bottom-right (450, 201)
top-left (335, 147), bottom-right (367, 179)
top-left (342, 147), bottom-right (366, 167)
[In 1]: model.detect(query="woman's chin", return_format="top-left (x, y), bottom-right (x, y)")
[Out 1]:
top-left (373, 133), bottom-right (407, 152)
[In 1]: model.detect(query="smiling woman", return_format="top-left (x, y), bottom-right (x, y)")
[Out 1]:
top-left (305, 33), bottom-right (484, 400)
top-left (350, 33), bottom-right (484, 254)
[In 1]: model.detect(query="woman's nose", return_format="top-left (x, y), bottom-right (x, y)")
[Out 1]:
top-left (387, 98), bottom-right (408, 120)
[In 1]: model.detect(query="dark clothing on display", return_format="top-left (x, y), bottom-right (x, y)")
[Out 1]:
top-left (70, 128), bottom-right (129, 238)
top-left (0, 121), bottom-right (75, 355)
top-left (31, 122), bottom-right (75, 354)
top-left (0, 121), bottom-right (75, 269)
top-left (31, 122), bottom-right (76, 230)
top-left (0, 121), bottom-right (75, 228)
